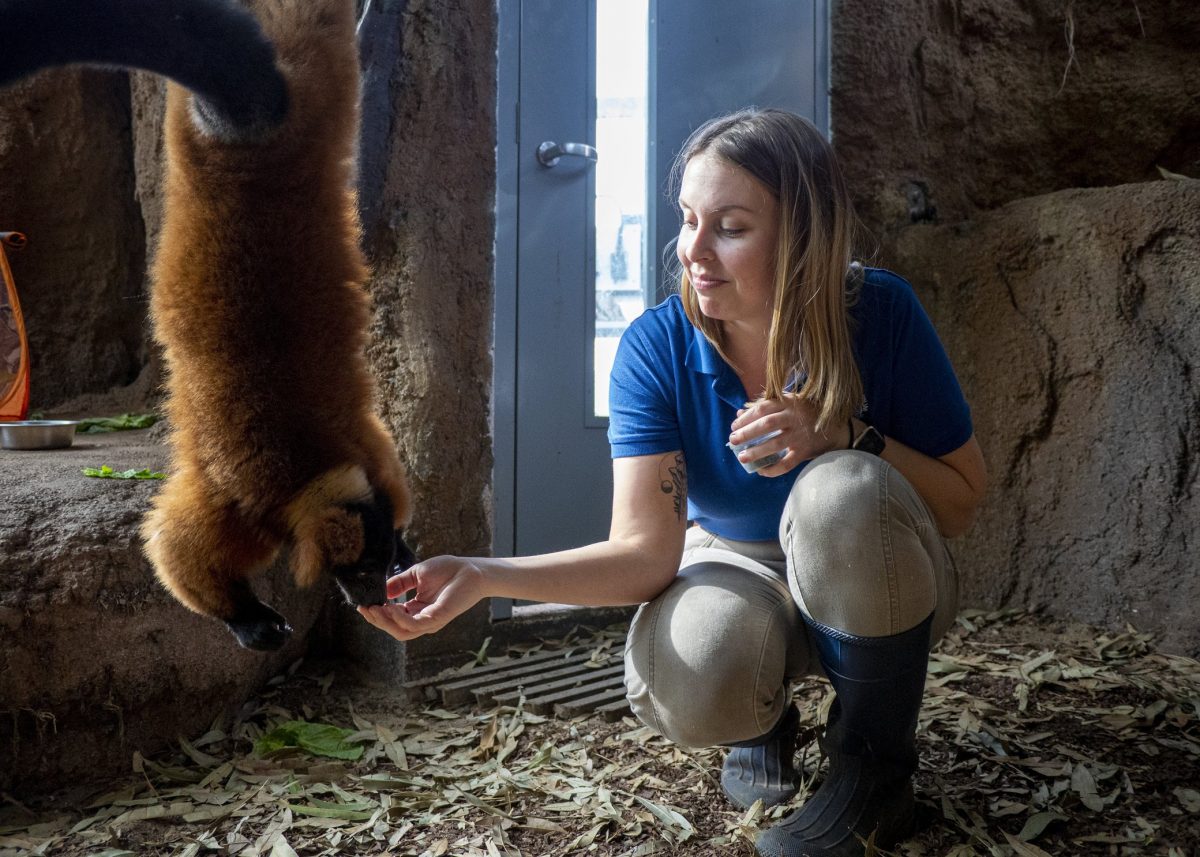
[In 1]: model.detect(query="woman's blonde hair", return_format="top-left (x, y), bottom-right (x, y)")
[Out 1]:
top-left (671, 108), bottom-right (864, 434)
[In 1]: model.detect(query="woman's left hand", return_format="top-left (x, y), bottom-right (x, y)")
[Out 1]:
top-left (728, 394), bottom-right (847, 477)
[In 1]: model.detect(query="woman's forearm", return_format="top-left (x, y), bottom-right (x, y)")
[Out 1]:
top-left (476, 537), bottom-right (682, 607)
top-left (855, 420), bottom-right (987, 538)
top-left (359, 455), bottom-right (691, 642)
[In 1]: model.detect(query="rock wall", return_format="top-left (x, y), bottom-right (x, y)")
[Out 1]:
top-left (358, 0), bottom-right (495, 565)
top-left (0, 72), bottom-right (149, 406)
top-left (832, 0), bottom-right (1200, 655)
top-left (833, 0), bottom-right (1200, 241)
top-left (892, 180), bottom-right (1200, 656)
top-left (328, 0), bottom-right (498, 672)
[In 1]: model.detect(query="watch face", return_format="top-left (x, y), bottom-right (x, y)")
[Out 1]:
top-left (854, 425), bottom-right (885, 455)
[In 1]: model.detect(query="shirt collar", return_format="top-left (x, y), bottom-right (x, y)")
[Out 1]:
top-left (685, 326), bottom-right (749, 409)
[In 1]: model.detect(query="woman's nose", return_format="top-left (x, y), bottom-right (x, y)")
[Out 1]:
top-left (681, 227), bottom-right (712, 264)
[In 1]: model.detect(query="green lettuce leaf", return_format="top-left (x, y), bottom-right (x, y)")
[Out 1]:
top-left (254, 721), bottom-right (365, 761)
top-left (76, 413), bottom-right (159, 434)
top-left (82, 465), bottom-right (166, 480)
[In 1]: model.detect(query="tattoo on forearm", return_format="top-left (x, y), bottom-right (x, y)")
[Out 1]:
top-left (659, 453), bottom-right (687, 521)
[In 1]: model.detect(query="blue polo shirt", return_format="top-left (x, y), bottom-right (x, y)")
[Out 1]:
top-left (607, 267), bottom-right (973, 541)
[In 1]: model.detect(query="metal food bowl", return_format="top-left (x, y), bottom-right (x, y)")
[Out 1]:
top-left (0, 420), bottom-right (80, 450)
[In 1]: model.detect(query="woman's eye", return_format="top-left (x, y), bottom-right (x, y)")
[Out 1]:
top-left (678, 218), bottom-right (743, 236)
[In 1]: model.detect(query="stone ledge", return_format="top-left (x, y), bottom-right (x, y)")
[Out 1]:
top-left (0, 429), bottom-right (637, 794)
top-left (0, 429), bottom-right (326, 796)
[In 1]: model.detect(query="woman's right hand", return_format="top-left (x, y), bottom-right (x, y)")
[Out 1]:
top-left (357, 555), bottom-right (487, 641)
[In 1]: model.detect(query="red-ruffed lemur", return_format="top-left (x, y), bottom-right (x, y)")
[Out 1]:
top-left (0, 0), bottom-right (417, 650)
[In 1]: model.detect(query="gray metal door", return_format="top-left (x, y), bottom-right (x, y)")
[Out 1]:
top-left (494, 1), bottom-right (830, 584)
top-left (513, 0), bottom-right (604, 558)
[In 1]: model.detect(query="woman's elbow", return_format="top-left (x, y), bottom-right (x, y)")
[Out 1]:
top-left (636, 568), bottom-right (679, 603)
top-left (626, 544), bottom-right (683, 604)
top-left (938, 509), bottom-right (976, 539)
top-left (937, 486), bottom-right (987, 538)
top-left (937, 452), bottom-right (988, 538)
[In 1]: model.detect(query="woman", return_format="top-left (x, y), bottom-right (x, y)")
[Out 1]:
top-left (360, 108), bottom-right (987, 857)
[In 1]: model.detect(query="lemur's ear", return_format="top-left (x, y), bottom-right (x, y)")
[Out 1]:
top-left (291, 508), bottom-right (365, 587)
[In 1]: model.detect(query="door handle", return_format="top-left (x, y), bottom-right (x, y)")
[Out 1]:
top-left (536, 141), bottom-right (598, 168)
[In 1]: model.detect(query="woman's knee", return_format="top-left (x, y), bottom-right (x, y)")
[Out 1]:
top-left (782, 450), bottom-right (942, 636)
top-left (624, 562), bottom-right (800, 747)
top-left (783, 451), bottom-right (915, 540)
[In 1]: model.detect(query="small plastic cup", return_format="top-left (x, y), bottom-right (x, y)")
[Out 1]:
top-left (727, 429), bottom-right (785, 473)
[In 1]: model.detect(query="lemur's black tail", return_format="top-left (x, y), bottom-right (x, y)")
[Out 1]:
top-left (0, 0), bottom-right (287, 132)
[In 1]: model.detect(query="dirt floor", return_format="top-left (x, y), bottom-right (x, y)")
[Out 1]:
top-left (1, 608), bottom-right (1198, 857)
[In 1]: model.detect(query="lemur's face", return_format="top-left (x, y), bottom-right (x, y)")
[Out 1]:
top-left (331, 491), bottom-right (416, 606)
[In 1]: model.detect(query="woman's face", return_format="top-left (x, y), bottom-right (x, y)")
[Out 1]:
top-left (676, 151), bottom-right (779, 331)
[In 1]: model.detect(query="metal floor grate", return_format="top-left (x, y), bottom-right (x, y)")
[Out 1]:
top-left (402, 645), bottom-right (630, 721)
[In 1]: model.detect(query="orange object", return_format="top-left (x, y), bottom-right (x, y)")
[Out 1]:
top-left (0, 231), bottom-right (30, 421)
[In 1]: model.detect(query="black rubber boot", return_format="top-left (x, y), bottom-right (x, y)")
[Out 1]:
top-left (755, 614), bottom-right (933, 857)
top-left (721, 703), bottom-right (801, 809)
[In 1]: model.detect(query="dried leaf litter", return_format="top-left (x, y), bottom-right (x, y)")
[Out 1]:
top-left (1, 609), bottom-right (1197, 857)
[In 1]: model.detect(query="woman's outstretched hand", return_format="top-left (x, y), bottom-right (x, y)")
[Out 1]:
top-left (728, 394), bottom-right (847, 477)
top-left (357, 555), bottom-right (487, 641)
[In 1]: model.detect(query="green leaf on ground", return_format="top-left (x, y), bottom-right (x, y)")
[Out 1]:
top-left (255, 721), bottom-right (366, 761)
top-left (75, 413), bottom-right (159, 434)
top-left (82, 465), bottom-right (166, 480)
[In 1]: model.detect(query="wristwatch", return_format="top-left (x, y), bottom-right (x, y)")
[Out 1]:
top-left (852, 424), bottom-right (886, 456)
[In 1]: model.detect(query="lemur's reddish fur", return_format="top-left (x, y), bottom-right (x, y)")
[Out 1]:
top-left (139, 0), bottom-right (412, 632)
top-left (0, 0), bottom-right (413, 648)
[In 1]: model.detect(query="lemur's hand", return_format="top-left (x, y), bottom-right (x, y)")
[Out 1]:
top-left (357, 555), bottom-right (485, 641)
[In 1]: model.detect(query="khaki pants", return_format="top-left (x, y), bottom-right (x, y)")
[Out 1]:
top-left (623, 450), bottom-right (958, 748)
